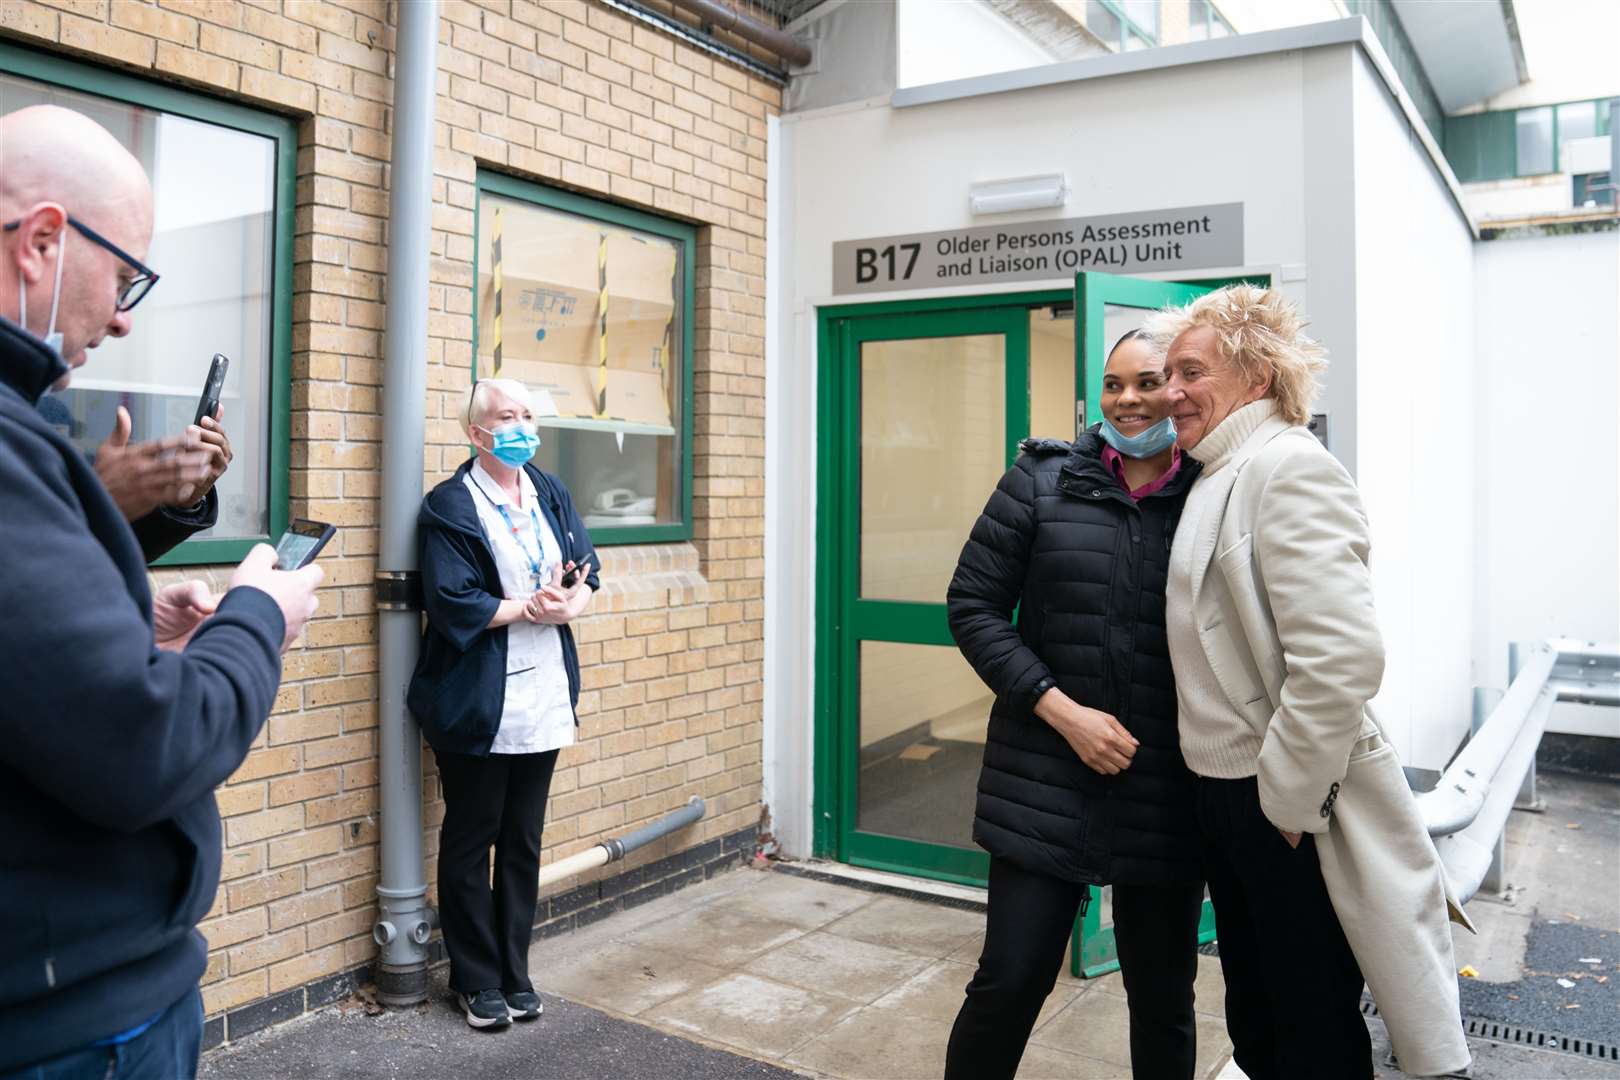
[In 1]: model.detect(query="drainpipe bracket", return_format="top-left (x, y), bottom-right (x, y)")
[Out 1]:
top-left (375, 571), bottom-right (423, 611)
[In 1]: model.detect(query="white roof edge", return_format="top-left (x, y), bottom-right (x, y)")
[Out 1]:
top-left (891, 16), bottom-right (1479, 240)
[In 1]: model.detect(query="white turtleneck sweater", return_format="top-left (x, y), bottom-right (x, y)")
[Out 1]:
top-left (1166, 399), bottom-right (1279, 779)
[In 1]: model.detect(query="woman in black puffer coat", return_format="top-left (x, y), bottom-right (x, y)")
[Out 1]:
top-left (943, 331), bottom-right (1205, 1080)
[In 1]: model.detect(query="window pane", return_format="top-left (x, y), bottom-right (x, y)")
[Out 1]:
top-left (1187, 0), bottom-right (1211, 41)
top-left (859, 333), bottom-right (1004, 603)
top-left (857, 641), bottom-right (991, 849)
top-left (475, 190), bottom-right (684, 532)
top-left (1515, 107), bottom-right (1555, 175)
top-left (1119, 0), bottom-right (1158, 39)
top-left (0, 73), bottom-right (277, 542)
top-left (1558, 101), bottom-right (1597, 143)
top-left (1085, 0), bottom-right (1123, 47)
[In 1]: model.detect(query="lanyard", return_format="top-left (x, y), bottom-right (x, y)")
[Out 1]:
top-left (494, 502), bottom-right (548, 589)
top-left (473, 473), bottom-right (550, 589)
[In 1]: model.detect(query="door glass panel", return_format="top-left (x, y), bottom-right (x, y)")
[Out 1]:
top-left (1028, 306), bottom-right (1076, 441)
top-left (860, 334), bottom-right (1005, 602)
top-left (857, 641), bottom-right (991, 848)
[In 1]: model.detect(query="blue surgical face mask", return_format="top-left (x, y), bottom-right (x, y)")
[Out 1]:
top-left (1100, 416), bottom-right (1177, 459)
top-left (17, 225), bottom-right (67, 358)
top-left (477, 420), bottom-right (541, 466)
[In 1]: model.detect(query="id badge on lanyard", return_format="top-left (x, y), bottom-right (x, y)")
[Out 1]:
top-left (496, 502), bottom-right (548, 592)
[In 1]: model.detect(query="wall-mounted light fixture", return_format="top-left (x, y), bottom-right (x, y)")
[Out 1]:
top-left (968, 173), bottom-right (1070, 215)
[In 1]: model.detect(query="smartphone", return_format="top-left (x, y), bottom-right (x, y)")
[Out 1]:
top-left (193, 354), bottom-right (229, 427)
top-left (561, 560), bottom-right (588, 588)
top-left (273, 518), bottom-right (336, 570)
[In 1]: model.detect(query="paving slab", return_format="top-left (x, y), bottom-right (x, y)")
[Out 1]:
top-left (540, 940), bottom-right (729, 1018)
top-left (619, 902), bottom-right (810, 968)
top-left (722, 872), bottom-right (879, 932)
top-left (642, 972), bottom-right (859, 1061)
top-left (784, 1007), bottom-right (956, 1079)
top-left (741, 929), bottom-right (935, 1004)
top-left (818, 894), bottom-right (985, 959)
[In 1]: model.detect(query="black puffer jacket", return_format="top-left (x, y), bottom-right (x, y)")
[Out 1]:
top-left (947, 431), bottom-right (1201, 886)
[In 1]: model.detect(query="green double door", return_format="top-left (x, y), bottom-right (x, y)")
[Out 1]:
top-left (815, 272), bottom-right (1221, 968)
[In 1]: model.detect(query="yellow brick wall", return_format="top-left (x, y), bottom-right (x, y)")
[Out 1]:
top-left (1, 0), bottom-right (774, 1023)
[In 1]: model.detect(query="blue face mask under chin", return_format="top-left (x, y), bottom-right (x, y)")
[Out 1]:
top-left (1099, 415), bottom-right (1177, 458)
top-left (479, 421), bottom-right (541, 466)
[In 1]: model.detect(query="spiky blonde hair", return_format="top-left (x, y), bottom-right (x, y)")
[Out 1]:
top-left (1142, 285), bottom-right (1327, 427)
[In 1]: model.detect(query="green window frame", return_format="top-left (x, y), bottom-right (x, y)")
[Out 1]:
top-left (1188, 0), bottom-right (1235, 41)
top-left (1088, 0), bottom-right (1157, 51)
top-left (0, 41), bottom-right (296, 568)
top-left (1445, 97), bottom-right (1617, 183)
top-left (471, 171), bottom-right (695, 546)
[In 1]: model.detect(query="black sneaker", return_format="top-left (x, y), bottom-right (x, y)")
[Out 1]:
top-left (505, 990), bottom-right (542, 1020)
top-left (459, 989), bottom-right (511, 1030)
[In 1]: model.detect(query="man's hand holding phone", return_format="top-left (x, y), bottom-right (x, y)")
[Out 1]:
top-left (523, 559), bottom-right (591, 625)
top-left (230, 544), bottom-right (323, 653)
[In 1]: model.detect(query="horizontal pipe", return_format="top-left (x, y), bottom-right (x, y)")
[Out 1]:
top-left (537, 844), bottom-right (611, 890)
top-left (536, 796), bottom-right (706, 890)
top-left (1435, 686), bottom-right (1556, 904)
top-left (1420, 645), bottom-right (1558, 837)
top-left (599, 0), bottom-right (787, 84)
top-left (666, 0), bottom-right (811, 67)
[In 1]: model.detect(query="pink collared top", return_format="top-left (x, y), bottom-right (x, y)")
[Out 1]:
top-left (1101, 444), bottom-right (1183, 502)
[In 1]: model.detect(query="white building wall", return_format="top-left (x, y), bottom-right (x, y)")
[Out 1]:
top-left (767, 47), bottom-right (1373, 855)
top-left (1473, 230), bottom-right (1620, 737)
top-left (1349, 51), bottom-right (1479, 770)
top-left (895, 0), bottom-right (1057, 89)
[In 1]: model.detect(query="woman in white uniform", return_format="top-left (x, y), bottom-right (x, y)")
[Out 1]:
top-left (408, 378), bottom-right (600, 1030)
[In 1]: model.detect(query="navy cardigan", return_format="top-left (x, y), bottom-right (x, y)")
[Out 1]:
top-left (407, 459), bottom-right (601, 756)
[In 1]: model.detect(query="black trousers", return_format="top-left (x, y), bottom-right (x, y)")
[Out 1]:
top-left (436, 749), bottom-right (559, 995)
top-left (945, 856), bottom-right (1204, 1080)
top-left (1197, 776), bottom-right (1371, 1080)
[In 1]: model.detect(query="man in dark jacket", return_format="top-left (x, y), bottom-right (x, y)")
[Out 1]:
top-left (0, 104), bottom-right (322, 1077)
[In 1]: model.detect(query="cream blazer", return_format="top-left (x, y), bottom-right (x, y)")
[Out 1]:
top-left (1183, 413), bottom-right (1472, 1077)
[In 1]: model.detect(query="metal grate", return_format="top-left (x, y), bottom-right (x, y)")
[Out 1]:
top-left (1360, 997), bottom-right (1620, 1062)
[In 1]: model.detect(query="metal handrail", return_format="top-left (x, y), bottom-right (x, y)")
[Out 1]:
top-left (1419, 638), bottom-right (1619, 905)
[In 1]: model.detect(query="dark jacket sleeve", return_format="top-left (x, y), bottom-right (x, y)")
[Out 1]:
top-left (946, 456), bottom-right (1053, 714)
top-left (129, 488), bottom-right (219, 563)
top-left (0, 451), bottom-right (282, 832)
top-left (419, 518), bottom-right (502, 653)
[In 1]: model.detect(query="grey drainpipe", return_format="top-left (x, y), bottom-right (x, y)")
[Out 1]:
top-left (372, 0), bottom-right (439, 1008)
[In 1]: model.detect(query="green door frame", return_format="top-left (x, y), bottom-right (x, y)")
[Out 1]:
top-left (812, 290), bottom-right (1067, 886)
top-left (812, 274), bottom-right (1266, 973)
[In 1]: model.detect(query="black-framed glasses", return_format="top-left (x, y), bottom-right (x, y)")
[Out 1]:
top-left (3, 214), bottom-right (160, 312)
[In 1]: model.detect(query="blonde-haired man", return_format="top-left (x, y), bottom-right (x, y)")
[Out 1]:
top-left (1148, 286), bottom-right (1469, 1078)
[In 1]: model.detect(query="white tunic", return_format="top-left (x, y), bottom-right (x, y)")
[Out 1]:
top-left (463, 461), bottom-right (577, 756)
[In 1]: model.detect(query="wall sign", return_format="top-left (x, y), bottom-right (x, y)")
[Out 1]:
top-left (832, 203), bottom-right (1244, 295)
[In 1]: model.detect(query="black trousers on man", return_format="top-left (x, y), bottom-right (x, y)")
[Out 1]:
top-left (944, 856), bottom-right (1204, 1080)
top-left (436, 749), bottom-right (560, 995)
top-left (1197, 776), bottom-right (1372, 1080)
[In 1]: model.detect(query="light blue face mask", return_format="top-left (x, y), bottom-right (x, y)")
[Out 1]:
top-left (1099, 416), bottom-right (1177, 458)
top-left (478, 420), bottom-right (541, 467)
top-left (17, 224), bottom-right (67, 358)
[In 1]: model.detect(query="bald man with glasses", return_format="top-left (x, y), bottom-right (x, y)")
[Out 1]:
top-left (0, 104), bottom-right (322, 1079)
